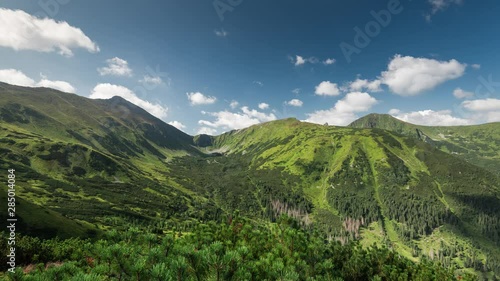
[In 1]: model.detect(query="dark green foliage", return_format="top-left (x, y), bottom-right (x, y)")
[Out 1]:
top-left (0, 216), bottom-right (471, 280)
top-left (88, 151), bottom-right (119, 175)
top-left (382, 190), bottom-right (457, 237)
top-left (167, 154), bottom-right (313, 220)
top-left (376, 148), bottom-right (411, 187)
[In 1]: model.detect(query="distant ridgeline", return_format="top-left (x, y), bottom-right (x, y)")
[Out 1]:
top-left (0, 82), bottom-right (499, 279)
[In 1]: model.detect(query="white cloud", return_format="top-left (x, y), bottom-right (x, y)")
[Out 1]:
top-left (168, 121), bottom-right (186, 130)
top-left (36, 79), bottom-right (76, 93)
top-left (294, 55), bottom-right (306, 66)
top-left (253, 81), bottom-right (264, 87)
top-left (258, 103), bottom-right (270, 110)
top-left (286, 99), bottom-right (303, 107)
top-left (315, 81), bottom-right (341, 96)
top-left (0, 8), bottom-right (99, 57)
top-left (197, 127), bottom-right (218, 135)
top-left (380, 55), bottom-right (466, 96)
top-left (453, 88), bottom-right (474, 99)
top-left (292, 88), bottom-right (301, 95)
top-left (98, 57), bottom-right (133, 77)
top-left (462, 99), bottom-right (500, 112)
top-left (429, 0), bottom-right (463, 14)
top-left (483, 112), bottom-right (500, 123)
top-left (323, 58), bottom-right (336, 65)
top-left (214, 29), bottom-right (228, 37)
top-left (292, 55), bottom-right (319, 66)
top-left (0, 69), bottom-right (35, 87)
top-left (305, 92), bottom-right (378, 125)
top-left (390, 109), bottom-right (471, 126)
top-left (471, 64), bottom-right (481, 70)
top-left (229, 100), bottom-right (239, 109)
top-left (187, 92), bottom-right (217, 106)
top-left (0, 69), bottom-right (75, 93)
top-left (388, 109), bottom-right (401, 115)
top-left (199, 107), bottom-right (277, 131)
top-left (426, 0), bottom-right (463, 21)
top-left (241, 106), bottom-right (276, 122)
top-left (89, 83), bottom-right (168, 119)
top-left (454, 98), bottom-right (500, 124)
top-left (139, 75), bottom-right (163, 86)
top-left (349, 78), bottom-right (382, 92)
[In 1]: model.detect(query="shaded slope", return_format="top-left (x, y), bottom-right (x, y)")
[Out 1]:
top-left (0, 82), bottom-right (196, 155)
top-left (0, 83), bottom-right (204, 238)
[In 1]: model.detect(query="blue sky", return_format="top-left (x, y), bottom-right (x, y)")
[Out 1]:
top-left (0, 0), bottom-right (499, 134)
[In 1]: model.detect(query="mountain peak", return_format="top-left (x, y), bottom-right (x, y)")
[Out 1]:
top-left (349, 113), bottom-right (403, 128)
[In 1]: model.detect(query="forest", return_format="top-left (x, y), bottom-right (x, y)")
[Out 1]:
top-left (0, 215), bottom-right (475, 281)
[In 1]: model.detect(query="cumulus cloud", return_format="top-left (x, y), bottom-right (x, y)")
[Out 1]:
top-left (453, 88), bottom-right (474, 99)
top-left (471, 64), bottom-right (481, 70)
top-left (390, 109), bottom-right (471, 126)
top-left (349, 78), bottom-right (382, 92)
top-left (187, 92), bottom-right (217, 106)
top-left (0, 69), bottom-right (76, 93)
top-left (36, 78), bottom-right (76, 93)
top-left (292, 55), bottom-right (319, 66)
top-left (438, 98), bottom-right (500, 124)
top-left (98, 57), bottom-right (133, 77)
top-left (258, 103), bottom-right (269, 110)
top-left (485, 112), bottom-right (500, 123)
top-left (241, 106), bottom-right (276, 122)
top-left (294, 55), bottom-right (306, 66)
top-left (168, 121), bottom-right (186, 130)
top-left (315, 81), bottom-right (341, 96)
top-left (380, 55), bottom-right (466, 96)
top-left (199, 107), bottom-right (277, 131)
top-left (292, 88), bottom-right (301, 95)
top-left (323, 58), bottom-right (336, 65)
top-left (462, 99), bottom-right (500, 112)
top-left (214, 29), bottom-right (228, 37)
top-left (89, 83), bottom-right (168, 119)
top-left (286, 99), bottom-right (303, 107)
top-left (0, 8), bottom-right (99, 57)
top-left (305, 92), bottom-right (378, 125)
top-left (0, 69), bottom-right (35, 87)
top-left (197, 127), bottom-right (218, 135)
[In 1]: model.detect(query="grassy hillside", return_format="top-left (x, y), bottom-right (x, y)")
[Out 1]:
top-left (349, 113), bottom-right (500, 176)
top-left (0, 83), bottom-right (208, 237)
top-left (200, 118), bottom-right (500, 278)
top-left (1, 84), bottom-right (499, 278)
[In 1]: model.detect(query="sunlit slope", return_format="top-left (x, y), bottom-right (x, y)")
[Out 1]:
top-left (206, 118), bottom-right (500, 275)
top-left (349, 113), bottom-right (500, 176)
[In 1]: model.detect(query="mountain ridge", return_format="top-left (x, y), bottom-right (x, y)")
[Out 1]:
top-left (349, 113), bottom-right (500, 176)
top-left (1, 83), bottom-right (500, 278)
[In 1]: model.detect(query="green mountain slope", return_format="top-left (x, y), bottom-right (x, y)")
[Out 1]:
top-left (0, 83), bottom-right (207, 237)
top-left (1, 84), bottom-right (499, 278)
top-left (349, 113), bottom-right (500, 176)
top-left (192, 118), bottom-right (500, 277)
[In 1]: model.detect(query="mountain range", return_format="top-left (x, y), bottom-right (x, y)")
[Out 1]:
top-left (1, 82), bottom-right (499, 279)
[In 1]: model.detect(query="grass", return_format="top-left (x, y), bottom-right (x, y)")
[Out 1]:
top-left (1, 85), bottom-right (499, 278)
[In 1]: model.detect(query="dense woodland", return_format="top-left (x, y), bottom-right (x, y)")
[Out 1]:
top-left (0, 215), bottom-right (476, 281)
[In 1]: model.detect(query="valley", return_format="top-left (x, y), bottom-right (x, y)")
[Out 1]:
top-left (0, 83), bottom-right (499, 280)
